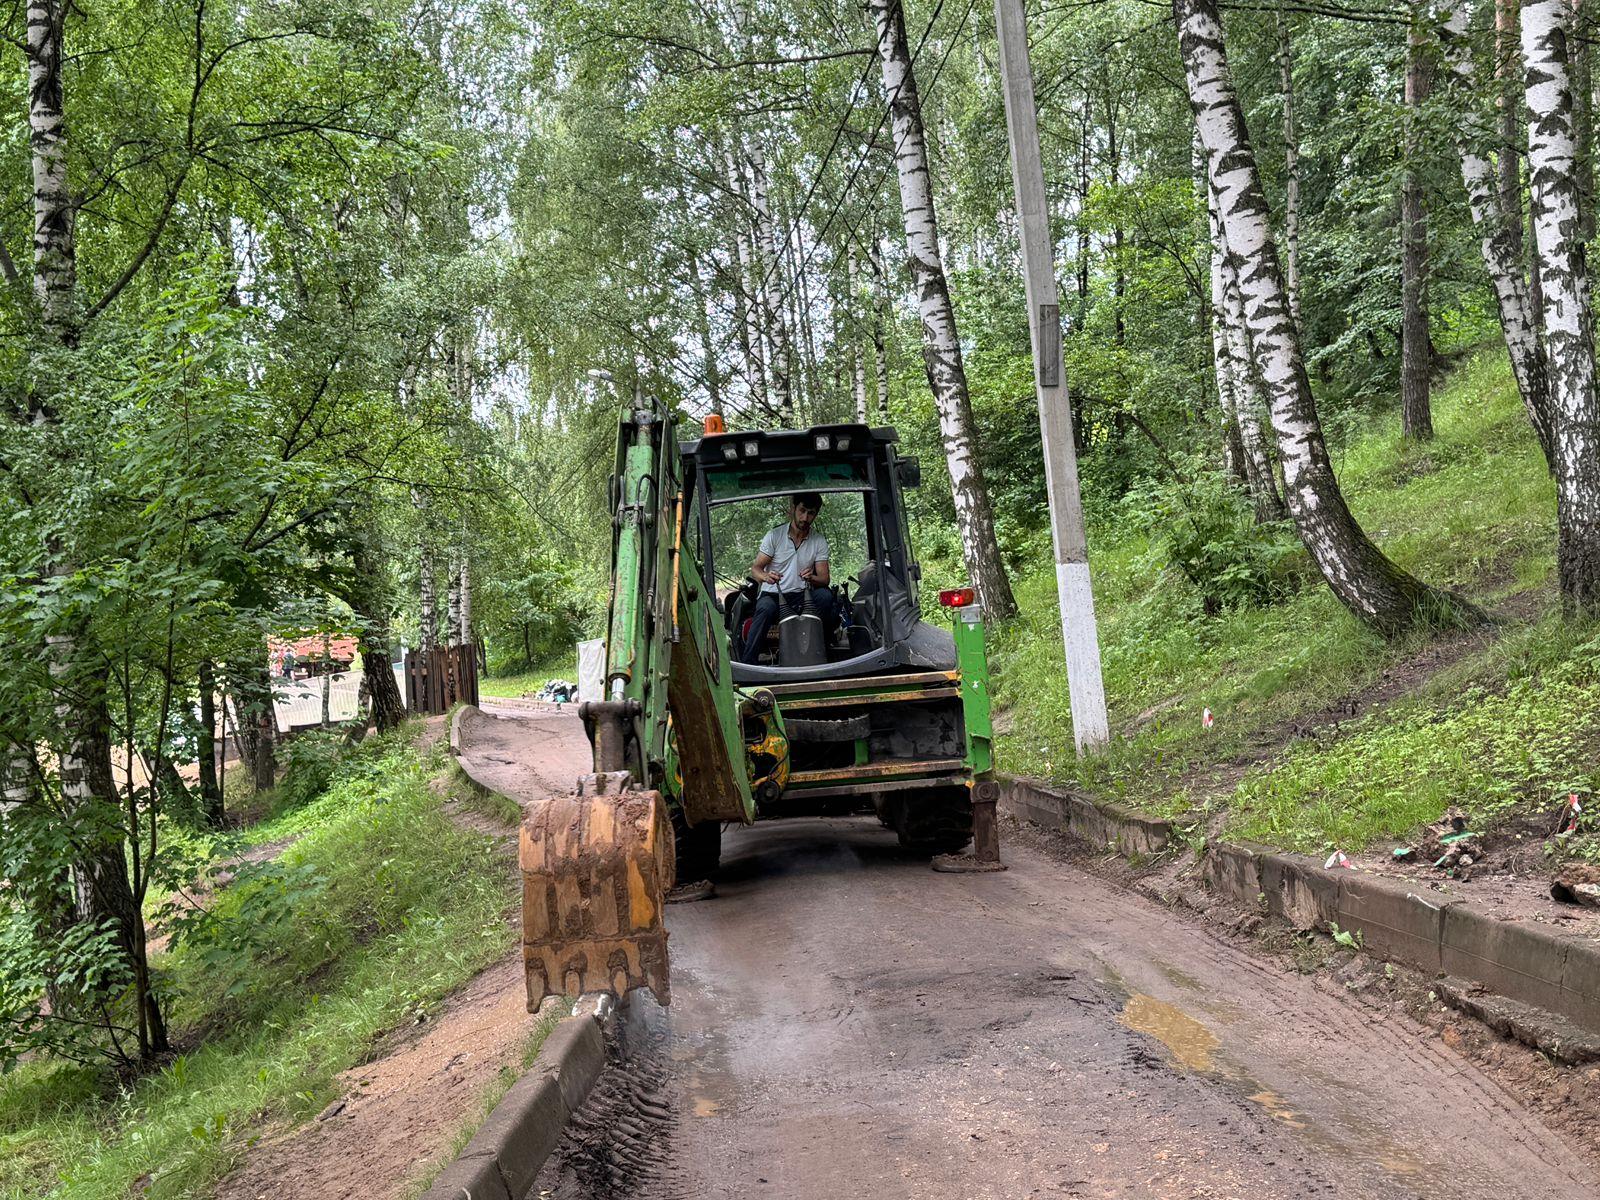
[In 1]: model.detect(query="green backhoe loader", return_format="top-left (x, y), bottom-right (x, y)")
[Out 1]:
top-left (520, 393), bottom-right (1002, 1010)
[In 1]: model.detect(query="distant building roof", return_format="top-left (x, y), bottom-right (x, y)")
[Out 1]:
top-left (269, 634), bottom-right (358, 662)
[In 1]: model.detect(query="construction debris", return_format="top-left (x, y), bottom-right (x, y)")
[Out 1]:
top-left (1551, 864), bottom-right (1600, 908)
top-left (1418, 808), bottom-right (1485, 876)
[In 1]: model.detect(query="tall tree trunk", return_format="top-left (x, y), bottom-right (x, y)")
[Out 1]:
top-left (690, 249), bottom-right (724, 415)
top-left (1573, 0), bottom-right (1595, 241)
top-left (197, 659), bottom-right (222, 827)
top-left (745, 141), bottom-right (794, 424)
top-left (458, 541), bottom-right (472, 647)
top-left (1499, 0), bottom-right (1525, 263)
top-left (849, 246), bottom-right (869, 422)
top-left (446, 554), bottom-right (463, 648)
top-left (230, 650), bottom-right (277, 793)
top-left (29, 0), bottom-right (164, 1054)
top-left (1076, 94), bottom-right (1092, 335)
top-left (1076, 94), bottom-right (1093, 454)
top-left (1208, 173), bottom-right (1290, 523)
top-left (1177, 0), bottom-right (1471, 634)
top-left (29, 0), bottom-right (73, 344)
top-left (869, 0), bottom-right (1016, 617)
top-left (1107, 105), bottom-right (1126, 348)
top-left (1278, 13), bottom-right (1303, 333)
top-left (1402, 18), bottom-right (1435, 441)
top-left (1522, 0), bottom-right (1600, 608)
top-left (867, 233), bottom-right (892, 422)
top-left (1436, 0), bottom-right (1556, 468)
top-left (350, 532), bottom-right (407, 732)
top-left (725, 197), bottom-right (769, 417)
top-left (320, 633), bottom-right (332, 727)
top-left (418, 537), bottom-right (438, 655)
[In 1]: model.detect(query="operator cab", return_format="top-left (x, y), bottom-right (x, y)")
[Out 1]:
top-left (680, 423), bottom-right (958, 684)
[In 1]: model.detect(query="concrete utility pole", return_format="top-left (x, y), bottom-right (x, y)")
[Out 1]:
top-left (993, 0), bottom-right (1110, 752)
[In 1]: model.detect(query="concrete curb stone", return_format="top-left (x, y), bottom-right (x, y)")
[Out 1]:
top-left (448, 703), bottom-right (475, 758)
top-left (419, 1008), bottom-right (608, 1200)
top-left (1000, 774), bottom-right (1600, 1039)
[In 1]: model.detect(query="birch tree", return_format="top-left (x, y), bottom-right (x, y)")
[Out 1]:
top-left (23, 0), bottom-right (169, 1056)
top-left (1277, 14), bottom-right (1303, 332)
top-left (869, 0), bottom-right (1016, 617)
top-left (1208, 179), bottom-right (1289, 523)
top-left (1521, 0), bottom-right (1600, 607)
top-left (1176, 0), bottom-right (1474, 633)
top-left (744, 141), bottom-right (795, 425)
top-left (849, 245), bottom-right (869, 422)
top-left (1434, 0), bottom-right (1555, 467)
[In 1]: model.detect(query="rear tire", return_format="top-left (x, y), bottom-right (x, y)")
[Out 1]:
top-left (671, 806), bottom-right (721, 884)
top-left (878, 786), bottom-right (973, 857)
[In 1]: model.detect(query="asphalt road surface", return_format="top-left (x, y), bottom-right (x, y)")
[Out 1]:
top-left (533, 815), bottom-right (1600, 1200)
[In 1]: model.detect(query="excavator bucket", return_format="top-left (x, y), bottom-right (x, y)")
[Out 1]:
top-left (519, 773), bottom-right (674, 1010)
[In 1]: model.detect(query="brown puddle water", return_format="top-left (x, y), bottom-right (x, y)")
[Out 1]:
top-left (1118, 992), bottom-right (1220, 1072)
top-left (1116, 989), bottom-right (1430, 1182)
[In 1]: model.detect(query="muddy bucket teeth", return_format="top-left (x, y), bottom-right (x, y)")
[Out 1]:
top-left (520, 774), bottom-right (674, 1009)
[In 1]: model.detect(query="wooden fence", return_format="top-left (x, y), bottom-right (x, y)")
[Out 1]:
top-left (403, 642), bottom-right (481, 714)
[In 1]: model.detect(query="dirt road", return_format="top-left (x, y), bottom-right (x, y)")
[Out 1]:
top-left (534, 816), bottom-right (1600, 1200)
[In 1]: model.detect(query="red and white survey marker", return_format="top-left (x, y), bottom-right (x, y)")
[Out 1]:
top-left (1202, 707), bottom-right (1214, 729)
top-left (1566, 793), bottom-right (1583, 833)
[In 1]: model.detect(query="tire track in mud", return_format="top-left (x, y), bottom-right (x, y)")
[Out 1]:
top-left (533, 1004), bottom-right (684, 1200)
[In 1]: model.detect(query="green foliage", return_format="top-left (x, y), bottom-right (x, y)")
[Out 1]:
top-left (994, 350), bottom-right (1560, 850)
top-left (1127, 470), bottom-right (1303, 612)
top-left (276, 731), bottom-right (347, 813)
top-left (0, 734), bottom-right (521, 1200)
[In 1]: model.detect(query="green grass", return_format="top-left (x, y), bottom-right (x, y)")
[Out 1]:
top-left (993, 348), bottom-right (1582, 852)
top-left (0, 731), bottom-right (536, 1200)
top-left (478, 654), bottom-right (578, 699)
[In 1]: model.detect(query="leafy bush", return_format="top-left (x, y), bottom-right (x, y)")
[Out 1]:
top-left (276, 729), bottom-right (346, 812)
top-left (1132, 470), bottom-right (1303, 612)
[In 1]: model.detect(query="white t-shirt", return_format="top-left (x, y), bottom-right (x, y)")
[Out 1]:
top-left (758, 524), bottom-right (830, 595)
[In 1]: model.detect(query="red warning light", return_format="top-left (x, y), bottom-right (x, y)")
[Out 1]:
top-left (938, 587), bottom-right (976, 608)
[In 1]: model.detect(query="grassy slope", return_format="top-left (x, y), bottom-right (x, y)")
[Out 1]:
top-left (993, 350), bottom-right (1600, 856)
top-left (478, 655), bottom-right (578, 699)
top-left (0, 730), bottom-right (537, 1200)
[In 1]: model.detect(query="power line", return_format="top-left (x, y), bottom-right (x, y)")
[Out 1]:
top-left (771, 0), bottom-right (980, 326)
top-left (747, 47), bottom-right (883, 302)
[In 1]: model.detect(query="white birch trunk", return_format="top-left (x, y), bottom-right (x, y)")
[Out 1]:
top-left (745, 141), bottom-right (795, 425)
top-left (28, 0), bottom-right (72, 343)
top-left (29, 2), bottom-right (151, 1038)
top-left (1435, 0), bottom-right (1556, 466)
top-left (690, 249), bottom-right (724, 415)
top-left (724, 149), bottom-right (770, 418)
top-left (870, 0), bottom-right (1016, 617)
top-left (1278, 14), bottom-right (1303, 333)
top-left (447, 555), bottom-right (463, 648)
top-left (459, 546), bottom-right (472, 646)
top-left (849, 246), bottom-right (869, 422)
top-left (868, 234), bottom-right (892, 422)
top-left (1178, 0), bottom-right (1465, 632)
top-left (1522, 0), bottom-right (1600, 606)
top-left (1209, 173), bottom-right (1289, 523)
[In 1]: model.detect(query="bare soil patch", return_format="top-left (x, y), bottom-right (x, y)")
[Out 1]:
top-left (216, 707), bottom-right (590, 1200)
top-left (217, 954), bottom-right (532, 1200)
